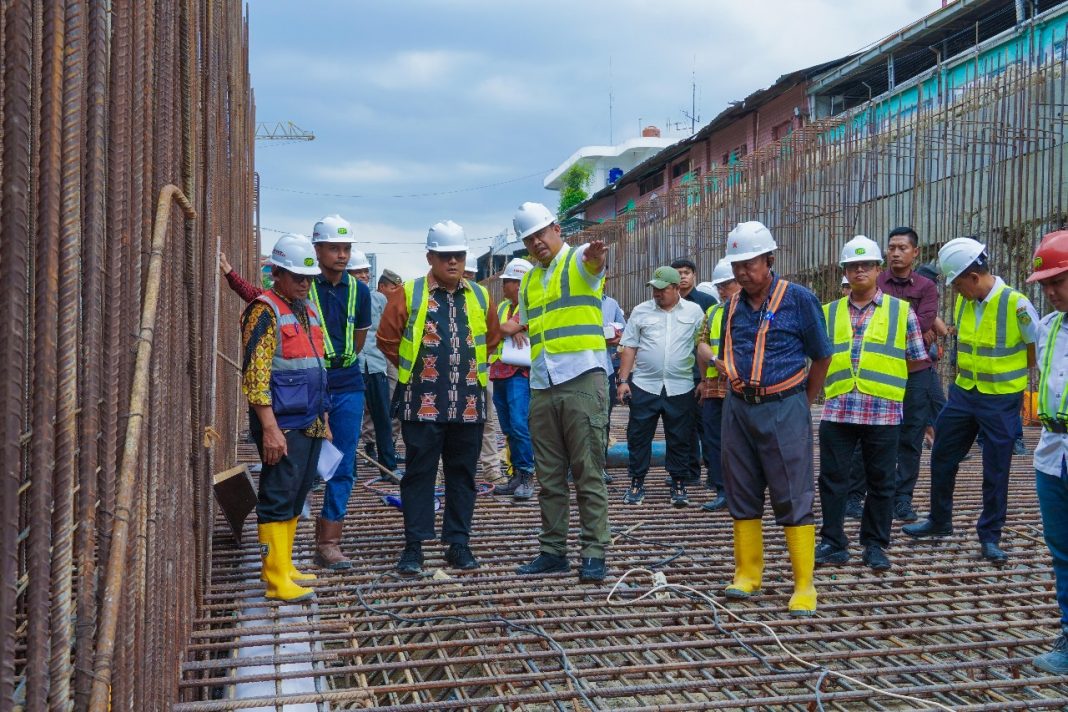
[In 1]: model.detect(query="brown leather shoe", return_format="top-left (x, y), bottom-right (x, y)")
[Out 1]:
top-left (314, 517), bottom-right (352, 570)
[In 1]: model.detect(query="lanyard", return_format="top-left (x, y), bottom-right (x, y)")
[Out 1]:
top-left (309, 278), bottom-right (357, 363)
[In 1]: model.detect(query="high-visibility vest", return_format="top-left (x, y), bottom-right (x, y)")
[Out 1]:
top-left (704, 303), bottom-right (724, 378)
top-left (822, 295), bottom-right (909, 402)
top-left (723, 278), bottom-right (806, 394)
top-left (308, 275), bottom-right (359, 368)
top-left (1038, 312), bottom-right (1067, 421)
top-left (255, 291), bottom-right (329, 430)
top-left (521, 243), bottom-right (604, 361)
top-left (954, 283), bottom-right (1028, 394)
top-left (397, 277), bottom-right (490, 387)
top-left (489, 299), bottom-right (515, 364)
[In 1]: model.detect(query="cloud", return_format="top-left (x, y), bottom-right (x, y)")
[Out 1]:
top-left (307, 159), bottom-right (510, 185)
top-left (368, 49), bottom-right (482, 89)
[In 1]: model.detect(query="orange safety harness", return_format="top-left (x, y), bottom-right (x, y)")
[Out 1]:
top-left (723, 278), bottom-right (806, 397)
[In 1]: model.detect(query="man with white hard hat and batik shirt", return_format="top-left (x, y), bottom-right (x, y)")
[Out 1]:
top-left (717, 220), bottom-right (832, 617)
top-left (815, 236), bottom-right (929, 574)
top-left (1026, 230), bottom-right (1068, 674)
top-left (903, 237), bottom-right (1040, 565)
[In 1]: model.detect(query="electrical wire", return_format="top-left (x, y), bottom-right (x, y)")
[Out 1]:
top-left (606, 568), bottom-right (956, 712)
top-left (262, 169), bottom-right (553, 200)
top-left (353, 572), bottom-right (601, 710)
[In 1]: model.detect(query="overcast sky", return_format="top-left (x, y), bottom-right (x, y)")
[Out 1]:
top-left (249, 0), bottom-right (936, 279)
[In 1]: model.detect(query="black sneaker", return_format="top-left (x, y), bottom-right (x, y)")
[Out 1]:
top-left (670, 479), bottom-right (689, 507)
top-left (444, 543), bottom-right (480, 570)
top-left (845, 493), bottom-right (864, 519)
top-left (396, 542), bottom-right (423, 576)
top-left (894, 499), bottom-right (918, 522)
top-left (980, 541), bottom-right (1008, 564)
top-left (1013, 437), bottom-right (1027, 456)
top-left (815, 541), bottom-right (850, 566)
top-left (623, 478), bottom-right (645, 505)
top-left (702, 492), bottom-right (727, 512)
top-left (602, 470), bottom-right (614, 485)
top-left (578, 557), bottom-right (606, 583)
top-left (862, 545), bottom-right (892, 571)
top-left (516, 552), bottom-right (570, 575)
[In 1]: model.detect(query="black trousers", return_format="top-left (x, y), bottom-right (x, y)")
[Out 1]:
top-left (400, 420), bottom-right (483, 545)
top-left (818, 420), bottom-right (898, 550)
top-left (895, 368), bottom-right (935, 504)
top-left (685, 378), bottom-right (704, 482)
top-left (701, 396), bottom-right (724, 491)
top-left (626, 384), bottom-right (694, 481)
top-left (250, 408), bottom-right (321, 524)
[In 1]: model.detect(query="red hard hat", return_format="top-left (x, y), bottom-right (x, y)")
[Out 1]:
top-left (1027, 229), bottom-right (1068, 283)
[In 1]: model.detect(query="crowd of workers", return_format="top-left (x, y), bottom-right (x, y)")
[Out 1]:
top-left (227, 203), bottom-right (1068, 675)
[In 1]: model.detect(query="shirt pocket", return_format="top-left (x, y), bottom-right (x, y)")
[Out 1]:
top-left (271, 371), bottom-right (311, 416)
top-left (279, 323), bottom-right (310, 359)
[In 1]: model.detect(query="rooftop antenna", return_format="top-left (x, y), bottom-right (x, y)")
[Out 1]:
top-left (681, 58), bottom-right (701, 134)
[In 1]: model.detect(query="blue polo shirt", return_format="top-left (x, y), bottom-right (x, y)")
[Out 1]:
top-left (311, 274), bottom-right (372, 393)
top-left (719, 272), bottom-right (831, 389)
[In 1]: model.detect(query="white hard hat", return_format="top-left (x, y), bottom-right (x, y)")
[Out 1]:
top-left (938, 237), bottom-right (987, 283)
top-left (311, 214), bottom-right (354, 244)
top-left (839, 235), bottom-right (883, 265)
top-left (725, 221), bottom-right (777, 262)
top-left (501, 257), bottom-right (533, 281)
top-left (347, 249), bottom-right (370, 271)
top-left (269, 234), bottom-right (320, 276)
top-left (695, 281), bottom-right (720, 303)
top-left (426, 220), bottom-right (468, 252)
top-left (711, 257), bottom-right (735, 285)
top-left (513, 202), bottom-right (556, 241)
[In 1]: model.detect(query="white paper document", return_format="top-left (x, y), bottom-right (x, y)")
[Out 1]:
top-left (317, 439), bottom-right (343, 481)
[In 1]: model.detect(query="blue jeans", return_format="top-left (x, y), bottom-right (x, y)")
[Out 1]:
top-left (929, 385), bottom-right (1021, 543)
top-left (492, 374), bottom-right (534, 473)
top-left (322, 389), bottom-right (364, 521)
top-left (1036, 463), bottom-right (1068, 631)
top-left (363, 371), bottom-right (397, 470)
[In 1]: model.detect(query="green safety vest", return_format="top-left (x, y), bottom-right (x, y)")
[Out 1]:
top-left (954, 284), bottom-right (1028, 395)
top-left (822, 295), bottom-right (909, 402)
top-left (308, 276), bottom-right (359, 368)
top-left (397, 277), bottom-right (490, 387)
top-left (1038, 312), bottom-right (1067, 421)
top-left (704, 303), bottom-right (724, 378)
top-left (521, 244), bottom-right (604, 361)
top-left (489, 299), bottom-right (514, 365)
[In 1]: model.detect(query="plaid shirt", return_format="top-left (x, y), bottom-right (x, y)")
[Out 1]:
top-left (822, 290), bottom-right (929, 425)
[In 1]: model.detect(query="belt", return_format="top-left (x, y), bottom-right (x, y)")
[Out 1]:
top-left (730, 383), bottom-right (805, 405)
top-left (1041, 418), bottom-right (1068, 435)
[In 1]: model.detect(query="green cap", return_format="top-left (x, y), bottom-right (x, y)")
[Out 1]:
top-left (647, 265), bottom-right (681, 289)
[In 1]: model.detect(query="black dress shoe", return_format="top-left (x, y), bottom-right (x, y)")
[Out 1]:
top-left (396, 542), bottom-right (423, 576)
top-left (901, 518), bottom-right (953, 539)
top-left (702, 493), bottom-right (727, 512)
top-left (516, 552), bottom-right (570, 575)
top-left (980, 542), bottom-right (1008, 564)
top-left (578, 557), bottom-right (606, 583)
top-left (862, 545), bottom-right (892, 571)
top-left (815, 542), bottom-right (850, 566)
top-left (444, 543), bottom-right (480, 570)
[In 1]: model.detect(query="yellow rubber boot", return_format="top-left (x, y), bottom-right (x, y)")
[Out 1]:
top-left (258, 522), bottom-right (314, 602)
top-left (784, 524), bottom-right (817, 617)
top-left (286, 517), bottom-right (317, 582)
top-left (725, 518), bottom-right (763, 598)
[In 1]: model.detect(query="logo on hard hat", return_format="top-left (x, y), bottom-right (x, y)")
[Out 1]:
top-left (303, 257), bottom-right (315, 267)
top-left (855, 247), bottom-right (866, 255)
top-left (1035, 256), bottom-right (1044, 268)
top-left (732, 242), bottom-right (738, 248)
top-left (337, 227), bottom-right (348, 235)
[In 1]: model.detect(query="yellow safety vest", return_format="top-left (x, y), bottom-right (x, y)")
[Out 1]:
top-left (954, 284), bottom-right (1028, 395)
top-left (489, 299), bottom-right (514, 365)
top-left (822, 295), bottom-right (909, 402)
top-left (704, 303), bottom-right (724, 378)
top-left (521, 243), bottom-right (604, 361)
top-left (397, 277), bottom-right (490, 387)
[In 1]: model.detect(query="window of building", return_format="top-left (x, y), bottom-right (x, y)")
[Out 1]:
top-left (638, 171), bottom-right (663, 196)
top-left (671, 159), bottom-right (690, 180)
top-left (772, 120), bottom-right (792, 141)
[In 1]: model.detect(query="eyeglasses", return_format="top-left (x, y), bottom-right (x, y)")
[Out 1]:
top-left (433, 252), bottom-right (466, 263)
top-left (844, 262), bottom-right (879, 273)
top-left (288, 273), bottom-right (313, 283)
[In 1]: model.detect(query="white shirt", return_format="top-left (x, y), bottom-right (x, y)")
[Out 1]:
top-left (1034, 310), bottom-right (1068, 478)
top-left (968, 276), bottom-right (1041, 344)
top-left (520, 243), bottom-right (612, 390)
top-left (619, 297), bottom-right (704, 397)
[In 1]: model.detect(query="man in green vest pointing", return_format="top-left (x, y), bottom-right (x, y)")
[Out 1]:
top-left (904, 237), bottom-right (1040, 564)
top-left (816, 236), bottom-right (929, 573)
top-left (512, 201), bottom-right (613, 583)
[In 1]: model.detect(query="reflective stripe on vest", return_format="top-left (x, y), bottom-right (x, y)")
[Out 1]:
top-left (309, 276), bottom-right (359, 368)
top-left (490, 299), bottom-right (515, 364)
top-left (822, 295), bottom-right (909, 402)
top-left (397, 277), bottom-right (490, 387)
top-left (1038, 312), bottom-right (1067, 420)
top-left (521, 244), bottom-right (604, 361)
top-left (954, 284), bottom-right (1028, 394)
top-left (255, 292), bottom-right (329, 429)
top-left (723, 279), bottom-right (805, 394)
top-left (704, 303), bottom-right (724, 378)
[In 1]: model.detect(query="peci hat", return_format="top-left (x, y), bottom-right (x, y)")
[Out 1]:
top-left (379, 268), bottom-right (403, 286)
top-left (647, 266), bottom-right (681, 289)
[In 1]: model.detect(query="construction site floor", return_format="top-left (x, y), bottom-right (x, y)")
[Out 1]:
top-left (176, 408), bottom-right (1068, 711)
